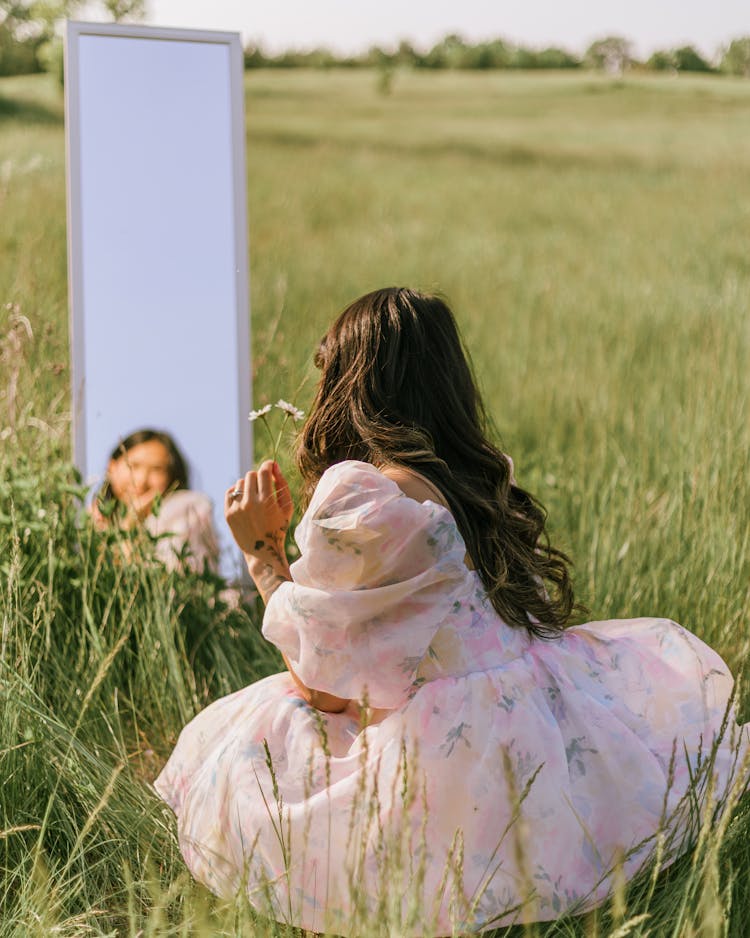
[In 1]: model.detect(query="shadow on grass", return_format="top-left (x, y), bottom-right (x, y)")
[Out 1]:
top-left (0, 93), bottom-right (63, 125)
top-left (249, 127), bottom-right (676, 175)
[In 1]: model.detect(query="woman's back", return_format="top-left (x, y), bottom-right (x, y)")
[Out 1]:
top-left (156, 288), bottom-right (748, 935)
top-left (298, 287), bottom-right (574, 638)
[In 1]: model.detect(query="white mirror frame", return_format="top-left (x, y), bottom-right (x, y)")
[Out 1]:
top-left (64, 20), bottom-right (252, 578)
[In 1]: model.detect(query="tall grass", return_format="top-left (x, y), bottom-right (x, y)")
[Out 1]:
top-left (1, 68), bottom-right (749, 934)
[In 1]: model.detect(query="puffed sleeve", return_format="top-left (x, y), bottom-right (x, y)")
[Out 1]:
top-left (262, 461), bottom-right (470, 709)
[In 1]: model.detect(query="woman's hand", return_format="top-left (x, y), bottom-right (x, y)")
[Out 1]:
top-left (226, 461), bottom-right (348, 713)
top-left (225, 459), bottom-right (293, 558)
top-left (225, 460), bottom-right (293, 602)
top-left (89, 489), bottom-right (158, 531)
top-left (89, 500), bottom-right (109, 531)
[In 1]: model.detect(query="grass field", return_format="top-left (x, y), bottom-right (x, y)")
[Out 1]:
top-left (1, 68), bottom-right (750, 935)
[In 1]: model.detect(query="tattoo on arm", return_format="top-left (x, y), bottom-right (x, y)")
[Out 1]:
top-left (247, 529), bottom-right (291, 604)
top-left (255, 564), bottom-right (289, 602)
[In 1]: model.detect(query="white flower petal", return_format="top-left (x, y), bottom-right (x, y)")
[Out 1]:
top-left (275, 399), bottom-right (305, 421)
top-left (248, 403), bottom-right (273, 421)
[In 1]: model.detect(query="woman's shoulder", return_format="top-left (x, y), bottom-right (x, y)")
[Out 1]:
top-left (293, 460), bottom-right (468, 591)
top-left (378, 464), bottom-right (450, 508)
top-left (163, 488), bottom-right (212, 508)
top-left (300, 460), bottom-right (459, 545)
top-left (157, 489), bottom-right (213, 523)
top-left (315, 460), bottom-right (448, 508)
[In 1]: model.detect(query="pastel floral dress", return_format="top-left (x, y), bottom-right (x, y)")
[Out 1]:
top-left (144, 489), bottom-right (219, 573)
top-left (155, 461), bottom-right (749, 935)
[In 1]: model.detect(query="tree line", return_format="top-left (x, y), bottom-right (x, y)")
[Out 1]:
top-left (2, 1), bottom-right (750, 80)
top-left (244, 35), bottom-right (750, 77)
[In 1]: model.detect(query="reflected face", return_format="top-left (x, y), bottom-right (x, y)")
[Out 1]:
top-left (108, 440), bottom-right (172, 502)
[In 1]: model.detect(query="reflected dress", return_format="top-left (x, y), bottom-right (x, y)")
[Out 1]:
top-left (155, 461), bottom-right (749, 935)
top-left (144, 489), bottom-right (219, 573)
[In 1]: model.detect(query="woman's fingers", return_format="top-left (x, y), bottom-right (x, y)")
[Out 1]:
top-left (225, 464), bottom-right (293, 532)
top-left (257, 460), bottom-right (274, 506)
top-left (225, 482), bottom-right (241, 514)
top-left (259, 461), bottom-right (293, 522)
top-left (272, 462), bottom-right (293, 516)
top-left (243, 470), bottom-right (258, 507)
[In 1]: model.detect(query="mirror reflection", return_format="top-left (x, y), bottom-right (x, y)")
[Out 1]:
top-left (92, 428), bottom-right (220, 574)
top-left (65, 23), bottom-right (251, 579)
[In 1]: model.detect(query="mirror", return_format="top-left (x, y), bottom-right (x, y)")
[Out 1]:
top-left (65, 21), bottom-right (251, 578)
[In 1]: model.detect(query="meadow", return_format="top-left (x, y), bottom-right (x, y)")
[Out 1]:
top-left (1, 67), bottom-right (750, 935)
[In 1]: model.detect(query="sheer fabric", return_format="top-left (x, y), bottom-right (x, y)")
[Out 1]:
top-left (155, 461), bottom-right (748, 935)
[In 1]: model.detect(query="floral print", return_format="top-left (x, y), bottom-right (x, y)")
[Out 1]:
top-left (155, 460), bottom-right (749, 935)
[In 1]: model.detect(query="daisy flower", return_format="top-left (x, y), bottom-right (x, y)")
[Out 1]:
top-left (275, 399), bottom-right (305, 422)
top-left (248, 404), bottom-right (273, 422)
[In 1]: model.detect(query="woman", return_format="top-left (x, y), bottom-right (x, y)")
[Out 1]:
top-left (95, 428), bottom-right (219, 574)
top-left (155, 289), bottom-right (748, 935)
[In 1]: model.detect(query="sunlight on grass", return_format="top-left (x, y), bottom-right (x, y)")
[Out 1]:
top-left (1, 69), bottom-right (749, 935)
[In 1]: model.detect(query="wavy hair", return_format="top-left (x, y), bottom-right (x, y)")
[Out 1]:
top-left (297, 287), bottom-right (577, 638)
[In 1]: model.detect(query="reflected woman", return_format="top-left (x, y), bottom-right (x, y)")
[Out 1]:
top-left (94, 428), bottom-right (219, 574)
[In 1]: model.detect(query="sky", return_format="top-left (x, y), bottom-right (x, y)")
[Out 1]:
top-left (142, 0), bottom-right (750, 60)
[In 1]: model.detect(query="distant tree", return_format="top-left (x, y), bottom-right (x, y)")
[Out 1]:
top-left (272, 46), bottom-right (338, 68)
top-left (0, 0), bottom-right (80, 74)
top-left (1, 0), bottom-right (65, 45)
top-left (395, 39), bottom-right (418, 68)
top-left (672, 45), bottom-right (711, 72)
top-left (364, 44), bottom-right (395, 68)
top-left (720, 37), bottom-right (750, 76)
top-left (0, 0), bottom-right (142, 76)
top-left (0, 0), bottom-right (80, 38)
top-left (509, 47), bottom-right (536, 69)
top-left (422, 33), bottom-right (470, 69)
top-left (646, 49), bottom-right (675, 71)
top-left (470, 39), bottom-right (512, 69)
top-left (243, 42), bottom-right (268, 69)
top-left (0, 24), bottom-right (40, 75)
top-left (519, 46), bottom-right (581, 69)
top-left (375, 62), bottom-right (394, 94)
top-left (584, 36), bottom-right (634, 74)
top-left (1, 3), bottom-right (40, 74)
top-left (102, 0), bottom-right (145, 21)
top-left (363, 43), bottom-right (394, 92)
top-left (544, 47), bottom-right (581, 68)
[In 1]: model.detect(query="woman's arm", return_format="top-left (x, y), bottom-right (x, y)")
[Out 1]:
top-left (225, 460), bottom-right (349, 713)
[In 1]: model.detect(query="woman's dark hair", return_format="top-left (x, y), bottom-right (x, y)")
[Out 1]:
top-left (97, 428), bottom-right (189, 506)
top-left (297, 287), bottom-right (576, 638)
